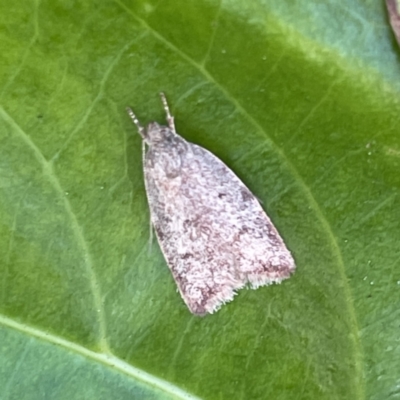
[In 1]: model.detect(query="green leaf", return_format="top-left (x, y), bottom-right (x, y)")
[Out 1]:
top-left (1, 0), bottom-right (399, 399)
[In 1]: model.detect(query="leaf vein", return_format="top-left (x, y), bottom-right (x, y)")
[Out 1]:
top-left (0, 314), bottom-right (201, 400)
top-left (0, 106), bottom-right (109, 353)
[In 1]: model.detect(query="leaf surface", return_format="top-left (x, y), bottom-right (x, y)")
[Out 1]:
top-left (1, 1), bottom-right (399, 399)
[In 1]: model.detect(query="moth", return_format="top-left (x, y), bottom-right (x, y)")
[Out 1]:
top-left (127, 93), bottom-right (295, 315)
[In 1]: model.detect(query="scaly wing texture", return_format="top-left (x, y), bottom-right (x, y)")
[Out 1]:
top-left (144, 133), bottom-right (295, 315)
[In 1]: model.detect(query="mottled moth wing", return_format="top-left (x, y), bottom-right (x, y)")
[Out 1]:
top-left (127, 94), bottom-right (295, 315)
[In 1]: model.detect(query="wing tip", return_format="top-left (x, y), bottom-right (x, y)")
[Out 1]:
top-left (184, 261), bottom-right (296, 315)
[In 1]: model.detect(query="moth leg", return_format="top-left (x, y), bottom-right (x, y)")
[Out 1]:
top-left (147, 218), bottom-right (154, 255)
top-left (126, 107), bottom-right (146, 139)
top-left (159, 92), bottom-right (176, 133)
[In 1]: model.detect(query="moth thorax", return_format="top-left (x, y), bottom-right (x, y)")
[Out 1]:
top-left (146, 123), bottom-right (174, 145)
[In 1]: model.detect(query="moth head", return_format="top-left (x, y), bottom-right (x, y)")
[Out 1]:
top-left (145, 122), bottom-right (174, 145)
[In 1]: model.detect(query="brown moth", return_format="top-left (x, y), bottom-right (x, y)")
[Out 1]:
top-left (127, 93), bottom-right (295, 315)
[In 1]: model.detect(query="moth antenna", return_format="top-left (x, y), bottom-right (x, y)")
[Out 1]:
top-left (126, 107), bottom-right (145, 138)
top-left (159, 92), bottom-right (176, 133)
